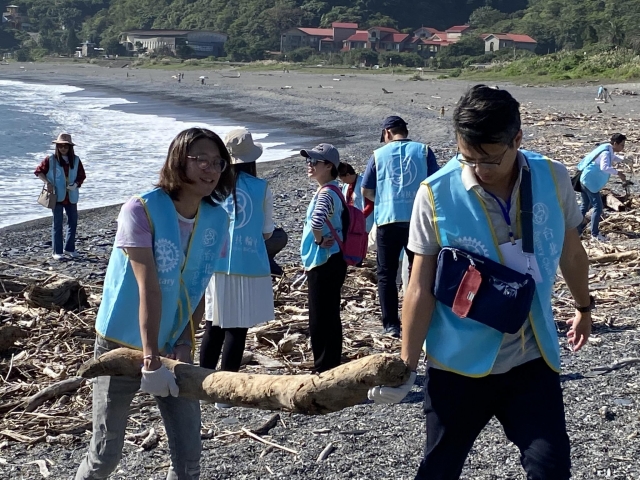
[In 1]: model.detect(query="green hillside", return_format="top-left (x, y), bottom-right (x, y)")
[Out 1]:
top-left (3, 0), bottom-right (640, 62)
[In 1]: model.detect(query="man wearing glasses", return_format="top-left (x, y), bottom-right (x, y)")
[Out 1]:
top-left (368, 85), bottom-right (592, 479)
top-left (361, 116), bottom-right (439, 338)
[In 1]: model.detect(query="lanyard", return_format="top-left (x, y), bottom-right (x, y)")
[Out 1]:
top-left (485, 192), bottom-right (516, 245)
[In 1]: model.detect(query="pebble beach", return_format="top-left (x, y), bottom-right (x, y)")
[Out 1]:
top-left (1, 61), bottom-right (640, 479)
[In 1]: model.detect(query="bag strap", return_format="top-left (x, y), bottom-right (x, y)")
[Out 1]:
top-left (319, 184), bottom-right (347, 252)
top-left (519, 164), bottom-right (534, 255)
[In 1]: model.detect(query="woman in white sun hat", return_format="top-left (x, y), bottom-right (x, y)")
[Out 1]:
top-left (200, 128), bottom-right (275, 408)
top-left (34, 133), bottom-right (86, 260)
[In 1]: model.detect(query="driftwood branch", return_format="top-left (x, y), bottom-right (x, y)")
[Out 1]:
top-left (78, 348), bottom-right (410, 415)
top-left (24, 377), bottom-right (86, 413)
top-left (590, 251), bottom-right (639, 264)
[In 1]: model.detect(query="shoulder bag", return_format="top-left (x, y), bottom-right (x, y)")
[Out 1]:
top-left (37, 157), bottom-right (57, 209)
top-left (433, 167), bottom-right (537, 334)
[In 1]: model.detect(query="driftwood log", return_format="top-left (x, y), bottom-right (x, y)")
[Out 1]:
top-left (0, 325), bottom-right (28, 352)
top-left (78, 348), bottom-right (410, 415)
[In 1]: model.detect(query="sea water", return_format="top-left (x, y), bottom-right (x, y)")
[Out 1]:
top-left (0, 79), bottom-right (304, 228)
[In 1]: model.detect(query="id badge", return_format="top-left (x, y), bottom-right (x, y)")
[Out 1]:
top-left (498, 239), bottom-right (543, 284)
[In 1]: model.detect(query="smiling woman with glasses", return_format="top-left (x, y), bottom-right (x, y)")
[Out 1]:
top-left (76, 127), bottom-right (234, 480)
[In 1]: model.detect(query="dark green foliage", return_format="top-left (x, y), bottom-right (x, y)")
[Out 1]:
top-left (8, 0), bottom-right (640, 63)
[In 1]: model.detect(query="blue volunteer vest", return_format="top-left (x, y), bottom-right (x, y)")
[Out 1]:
top-left (374, 141), bottom-right (428, 226)
top-left (215, 172), bottom-right (270, 277)
top-left (424, 150), bottom-right (565, 377)
top-left (342, 174), bottom-right (374, 233)
top-left (96, 188), bottom-right (229, 352)
top-left (579, 144), bottom-right (612, 193)
top-left (301, 181), bottom-right (344, 270)
top-left (46, 155), bottom-right (79, 203)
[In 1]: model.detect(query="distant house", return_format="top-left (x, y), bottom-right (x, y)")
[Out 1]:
top-left (482, 33), bottom-right (537, 53)
top-left (2, 4), bottom-right (29, 30)
top-left (445, 25), bottom-right (471, 43)
top-left (280, 22), bottom-right (358, 53)
top-left (120, 29), bottom-right (227, 57)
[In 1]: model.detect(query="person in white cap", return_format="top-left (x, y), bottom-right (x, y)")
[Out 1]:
top-left (34, 133), bottom-right (86, 260)
top-left (200, 128), bottom-right (275, 408)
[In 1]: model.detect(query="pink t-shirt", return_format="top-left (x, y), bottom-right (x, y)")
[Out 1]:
top-left (115, 198), bottom-right (195, 253)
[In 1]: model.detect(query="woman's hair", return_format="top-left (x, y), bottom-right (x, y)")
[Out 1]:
top-left (338, 162), bottom-right (356, 176)
top-left (54, 144), bottom-right (76, 169)
top-left (329, 163), bottom-right (338, 179)
top-left (611, 133), bottom-right (627, 144)
top-left (157, 127), bottom-right (234, 203)
top-left (230, 161), bottom-right (257, 211)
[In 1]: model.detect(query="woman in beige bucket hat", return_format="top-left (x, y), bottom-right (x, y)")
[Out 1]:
top-left (200, 128), bottom-right (276, 408)
top-left (34, 133), bottom-right (86, 260)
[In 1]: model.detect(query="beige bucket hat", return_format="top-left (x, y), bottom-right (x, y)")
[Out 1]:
top-left (52, 133), bottom-right (75, 146)
top-left (224, 128), bottom-right (263, 164)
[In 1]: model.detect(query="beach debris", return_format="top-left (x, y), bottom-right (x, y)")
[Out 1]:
top-left (139, 427), bottom-right (159, 451)
top-left (27, 459), bottom-right (50, 478)
top-left (319, 85), bottom-right (334, 89)
top-left (78, 348), bottom-right (410, 415)
top-left (24, 278), bottom-right (89, 311)
top-left (24, 377), bottom-right (85, 413)
top-left (250, 413), bottom-right (281, 435)
top-left (280, 86), bottom-right (292, 89)
top-left (316, 442), bottom-right (335, 462)
top-left (381, 88), bottom-right (393, 94)
top-left (0, 325), bottom-right (27, 353)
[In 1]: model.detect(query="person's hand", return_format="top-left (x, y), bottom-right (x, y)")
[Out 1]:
top-left (140, 363), bottom-right (179, 397)
top-left (367, 371), bottom-right (416, 404)
top-left (318, 236), bottom-right (335, 249)
top-left (166, 344), bottom-right (192, 363)
top-left (67, 183), bottom-right (78, 191)
top-left (46, 182), bottom-right (54, 193)
top-left (567, 312), bottom-right (591, 352)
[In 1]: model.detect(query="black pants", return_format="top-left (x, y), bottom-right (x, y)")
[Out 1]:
top-left (416, 358), bottom-right (571, 480)
top-left (199, 322), bottom-right (248, 372)
top-left (265, 228), bottom-right (288, 276)
top-left (307, 253), bottom-right (347, 373)
top-left (376, 223), bottom-right (414, 329)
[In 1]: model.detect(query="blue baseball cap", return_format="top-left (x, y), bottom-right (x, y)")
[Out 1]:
top-left (380, 115), bottom-right (408, 142)
top-left (300, 143), bottom-right (340, 167)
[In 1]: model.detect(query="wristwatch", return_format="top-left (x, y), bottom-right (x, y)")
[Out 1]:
top-left (575, 295), bottom-right (596, 313)
top-left (314, 237), bottom-right (323, 245)
top-left (175, 339), bottom-right (193, 348)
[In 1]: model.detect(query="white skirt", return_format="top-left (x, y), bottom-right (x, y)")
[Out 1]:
top-left (204, 273), bottom-right (274, 328)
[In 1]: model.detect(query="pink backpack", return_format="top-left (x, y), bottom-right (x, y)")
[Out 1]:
top-left (322, 184), bottom-right (368, 266)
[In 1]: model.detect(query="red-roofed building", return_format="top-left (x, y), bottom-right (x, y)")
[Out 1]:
top-left (281, 23), bottom-right (358, 53)
top-left (445, 25), bottom-right (471, 42)
top-left (482, 33), bottom-right (537, 53)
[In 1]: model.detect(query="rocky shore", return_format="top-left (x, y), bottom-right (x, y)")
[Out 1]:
top-left (1, 63), bottom-right (639, 479)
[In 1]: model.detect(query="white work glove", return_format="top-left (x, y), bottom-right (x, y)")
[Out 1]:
top-left (140, 364), bottom-right (179, 397)
top-left (367, 371), bottom-right (416, 404)
top-left (67, 183), bottom-right (78, 191)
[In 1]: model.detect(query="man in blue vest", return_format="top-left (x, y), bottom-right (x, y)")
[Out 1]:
top-left (368, 86), bottom-right (592, 479)
top-left (577, 133), bottom-right (628, 242)
top-left (361, 116), bottom-right (440, 338)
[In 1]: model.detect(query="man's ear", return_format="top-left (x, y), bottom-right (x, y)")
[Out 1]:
top-left (513, 129), bottom-right (523, 149)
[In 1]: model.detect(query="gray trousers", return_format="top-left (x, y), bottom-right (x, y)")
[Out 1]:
top-left (75, 337), bottom-right (201, 480)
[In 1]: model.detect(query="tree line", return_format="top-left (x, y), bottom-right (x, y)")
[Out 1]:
top-left (2, 0), bottom-right (640, 61)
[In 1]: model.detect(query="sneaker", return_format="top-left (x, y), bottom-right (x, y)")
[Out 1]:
top-left (52, 253), bottom-right (64, 260)
top-left (383, 326), bottom-right (401, 339)
top-left (593, 234), bottom-right (609, 242)
top-left (214, 402), bottom-right (233, 410)
top-left (64, 250), bottom-right (79, 258)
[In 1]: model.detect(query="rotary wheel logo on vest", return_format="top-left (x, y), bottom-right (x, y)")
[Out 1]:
top-left (155, 238), bottom-right (180, 273)
top-left (452, 236), bottom-right (490, 257)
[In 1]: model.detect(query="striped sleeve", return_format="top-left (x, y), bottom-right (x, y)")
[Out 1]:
top-left (310, 191), bottom-right (335, 230)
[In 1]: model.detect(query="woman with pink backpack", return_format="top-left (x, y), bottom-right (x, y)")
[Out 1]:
top-left (300, 144), bottom-right (349, 373)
